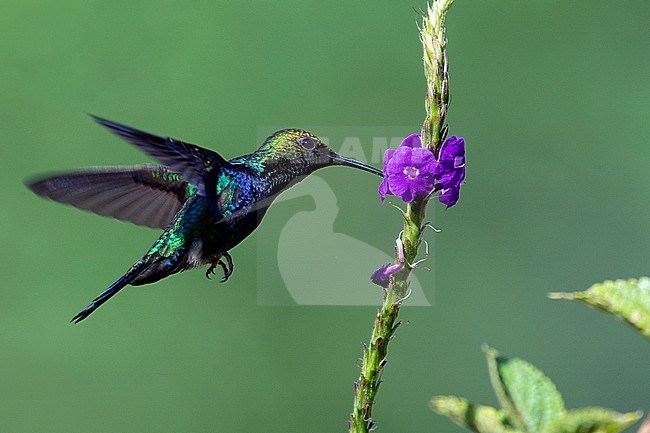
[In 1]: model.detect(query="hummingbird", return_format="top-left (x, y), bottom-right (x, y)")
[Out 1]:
top-left (26, 116), bottom-right (382, 323)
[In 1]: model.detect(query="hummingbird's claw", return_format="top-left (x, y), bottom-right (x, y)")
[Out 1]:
top-left (218, 251), bottom-right (234, 283)
top-left (206, 263), bottom-right (216, 280)
top-left (218, 260), bottom-right (229, 283)
top-left (206, 251), bottom-right (234, 283)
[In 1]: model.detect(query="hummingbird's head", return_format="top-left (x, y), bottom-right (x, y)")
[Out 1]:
top-left (256, 129), bottom-right (382, 178)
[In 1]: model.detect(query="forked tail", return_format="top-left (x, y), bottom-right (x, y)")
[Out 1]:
top-left (71, 261), bottom-right (148, 323)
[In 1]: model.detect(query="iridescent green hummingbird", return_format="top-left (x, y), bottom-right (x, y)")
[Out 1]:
top-left (27, 116), bottom-right (382, 322)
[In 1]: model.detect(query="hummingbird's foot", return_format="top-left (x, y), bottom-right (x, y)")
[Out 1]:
top-left (206, 251), bottom-right (234, 283)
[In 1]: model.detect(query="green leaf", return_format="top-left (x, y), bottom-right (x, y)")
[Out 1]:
top-left (430, 395), bottom-right (518, 433)
top-left (484, 346), bottom-right (566, 433)
top-left (549, 277), bottom-right (650, 339)
top-left (547, 407), bottom-right (642, 433)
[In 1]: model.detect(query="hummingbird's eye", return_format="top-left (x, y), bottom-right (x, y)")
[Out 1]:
top-left (298, 136), bottom-right (316, 150)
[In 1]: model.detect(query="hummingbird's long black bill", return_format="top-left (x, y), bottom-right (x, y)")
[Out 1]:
top-left (330, 153), bottom-right (383, 176)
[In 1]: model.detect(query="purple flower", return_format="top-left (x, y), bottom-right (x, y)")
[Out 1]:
top-left (378, 134), bottom-right (437, 204)
top-left (434, 136), bottom-right (465, 208)
top-left (370, 238), bottom-right (405, 288)
top-left (378, 133), bottom-right (466, 207)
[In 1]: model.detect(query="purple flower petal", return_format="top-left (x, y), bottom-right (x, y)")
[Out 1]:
top-left (370, 263), bottom-right (393, 288)
top-left (378, 178), bottom-right (389, 204)
top-left (410, 147), bottom-right (436, 170)
top-left (436, 166), bottom-right (465, 189)
top-left (400, 184), bottom-right (416, 203)
top-left (438, 136), bottom-right (465, 163)
top-left (387, 173), bottom-right (410, 197)
top-left (383, 149), bottom-right (396, 172)
top-left (386, 147), bottom-right (413, 175)
top-left (439, 186), bottom-right (460, 208)
top-left (401, 133), bottom-right (422, 148)
top-left (410, 175), bottom-right (435, 193)
top-left (370, 238), bottom-right (405, 288)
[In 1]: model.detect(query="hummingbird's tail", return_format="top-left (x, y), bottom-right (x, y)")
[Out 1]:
top-left (71, 260), bottom-right (148, 323)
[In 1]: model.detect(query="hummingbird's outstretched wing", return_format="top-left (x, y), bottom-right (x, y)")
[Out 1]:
top-left (90, 115), bottom-right (231, 195)
top-left (26, 165), bottom-right (191, 229)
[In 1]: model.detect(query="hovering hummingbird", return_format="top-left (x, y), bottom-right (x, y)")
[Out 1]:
top-left (27, 116), bottom-right (382, 323)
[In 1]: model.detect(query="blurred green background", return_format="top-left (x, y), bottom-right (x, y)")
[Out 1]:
top-left (2, 1), bottom-right (650, 432)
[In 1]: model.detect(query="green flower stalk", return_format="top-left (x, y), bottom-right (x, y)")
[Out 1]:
top-left (348, 1), bottom-right (455, 432)
top-left (421, 0), bottom-right (452, 152)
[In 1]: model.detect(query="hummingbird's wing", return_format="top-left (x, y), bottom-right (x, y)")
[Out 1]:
top-left (26, 165), bottom-right (191, 229)
top-left (90, 115), bottom-right (231, 195)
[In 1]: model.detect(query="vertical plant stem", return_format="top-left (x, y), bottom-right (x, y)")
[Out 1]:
top-left (348, 1), bottom-right (453, 432)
